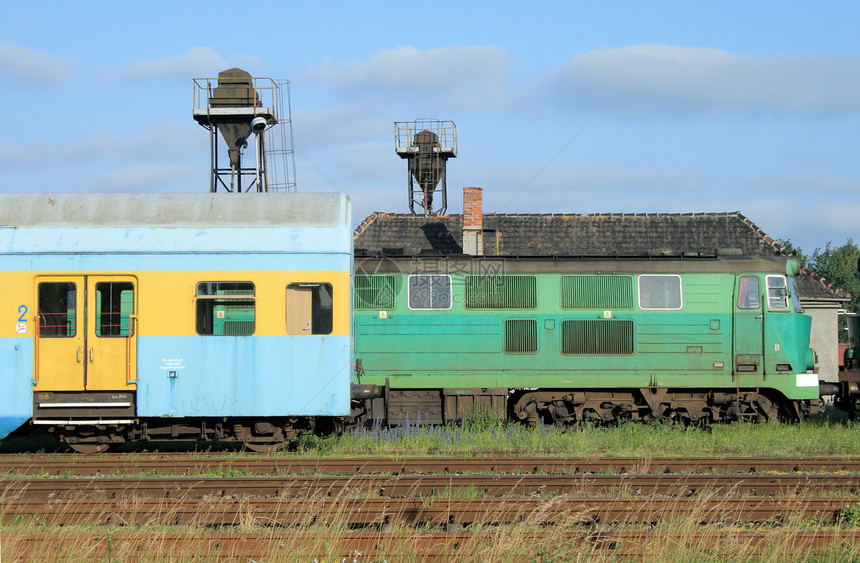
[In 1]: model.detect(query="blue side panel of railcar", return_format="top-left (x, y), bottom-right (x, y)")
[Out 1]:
top-left (0, 338), bottom-right (33, 438)
top-left (135, 336), bottom-right (351, 417)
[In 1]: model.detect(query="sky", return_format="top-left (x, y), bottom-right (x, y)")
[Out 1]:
top-left (1, 1), bottom-right (859, 256)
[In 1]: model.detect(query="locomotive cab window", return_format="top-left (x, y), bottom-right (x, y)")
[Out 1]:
top-left (408, 275), bottom-right (452, 310)
top-left (736, 276), bottom-right (761, 309)
top-left (38, 282), bottom-right (76, 337)
top-left (766, 275), bottom-right (789, 310)
top-left (287, 283), bottom-right (333, 335)
top-left (788, 277), bottom-right (803, 312)
top-left (196, 282), bottom-right (255, 336)
top-left (638, 275), bottom-right (682, 310)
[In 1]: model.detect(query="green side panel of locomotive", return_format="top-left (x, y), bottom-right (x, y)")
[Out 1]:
top-left (353, 258), bottom-right (817, 401)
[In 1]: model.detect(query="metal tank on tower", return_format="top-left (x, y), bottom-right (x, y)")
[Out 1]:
top-left (395, 119), bottom-right (457, 215)
top-left (193, 68), bottom-right (297, 193)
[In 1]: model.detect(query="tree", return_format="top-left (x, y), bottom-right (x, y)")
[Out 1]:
top-left (777, 239), bottom-right (807, 267)
top-left (808, 238), bottom-right (860, 314)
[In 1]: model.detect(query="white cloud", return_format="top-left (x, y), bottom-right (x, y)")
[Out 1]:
top-left (749, 172), bottom-right (860, 196)
top-left (85, 163), bottom-right (199, 192)
top-left (293, 104), bottom-right (391, 150)
top-left (0, 124), bottom-right (205, 165)
top-left (306, 45), bottom-right (514, 111)
top-left (544, 45), bottom-right (860, 118)
top-left (119, 48), bottom-right (263, 80)
top-left (0, 41), bottom-right (76, 83)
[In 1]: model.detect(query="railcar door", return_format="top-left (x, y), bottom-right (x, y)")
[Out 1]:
top-left (35, 275), bottom-right (137, 391)
top-left (35, 277), bottom-right (85, 391)
top-left (733, 275), bottom-right (763, 381)
top-left (86, 277), bottom-right (137, 390)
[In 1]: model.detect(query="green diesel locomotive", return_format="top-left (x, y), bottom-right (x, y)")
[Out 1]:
top-left (352, 254), bottom-right (821, 426)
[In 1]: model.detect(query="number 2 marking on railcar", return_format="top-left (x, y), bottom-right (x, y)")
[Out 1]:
top-left (16, 305), bottom-right (28, 334)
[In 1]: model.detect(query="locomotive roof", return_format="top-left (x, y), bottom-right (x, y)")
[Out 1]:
top-left (0, 192), bottom-right (349, 227)
top-left (354, 253), bottom-right (795, 275)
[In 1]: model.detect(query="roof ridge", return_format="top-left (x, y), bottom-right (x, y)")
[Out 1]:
top-left (353, 212), bottom-right (381, 239)
top-left (800, 267), bottom-right (853, 299)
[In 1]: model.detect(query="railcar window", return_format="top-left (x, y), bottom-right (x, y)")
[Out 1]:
top-left (465, 275), bottom-right (537, 309)
top-left (766, 275), bottom-right (789, 310)
top-left (38, 282), bottom-right (76, 337)
top-left (355, 275), bottom-right (397, 310)
top-left (638, 275), bottom-right (682, 310)
top-left (408, 275), bottom-right (452, 310)
top-left (287, 283), bottom-right (333, 334)
top-left (95, 282), bottom-right (134, 336)
top-left (736, 276), bottom-right (761, 309)
top-left (195, 282), bottom-right (255, 336)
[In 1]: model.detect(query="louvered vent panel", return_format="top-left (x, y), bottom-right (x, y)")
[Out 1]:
top-left (355, 275), bottom-right (397, 310)
top-left (561, 319), bottom-right (634, 355)
top-left (465, 276), bottom-right (537, 309)
top-left (222, 320), bottom-right (255, 336)
top-left (561, 275), bottom-right (634, 309)
top-left (505, 319), bottom-right (538, 353)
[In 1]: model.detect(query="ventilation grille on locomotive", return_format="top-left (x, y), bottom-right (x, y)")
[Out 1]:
top-left (465, 275), bottom-right (537, 309)
top-left (355, 275), bottom-right (398, 310)
top-left (505, 319), bottom-right (538, 353)
top-left (561, 275), bottom-right (634, 309)
top-left (561, 319), bottom-right (634, 355)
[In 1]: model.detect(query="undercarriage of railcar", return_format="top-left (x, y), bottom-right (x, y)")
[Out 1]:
top-left (27, 383), bottom-right (825, 453)
top-left (354, 384), bottom-right (823, 429)
top-left (38, 415), bottom-right (360, 454)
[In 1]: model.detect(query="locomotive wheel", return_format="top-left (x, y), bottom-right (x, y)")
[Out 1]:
top-left (68, 443), bottom-right (110, 454)
top-left (244, 441), bottom-right (286, 453)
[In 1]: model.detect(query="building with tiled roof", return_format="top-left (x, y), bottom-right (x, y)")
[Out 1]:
top-left (354, 211), bottom-right (784, 257)
top-left (354, 186), bottom-right (850, 381)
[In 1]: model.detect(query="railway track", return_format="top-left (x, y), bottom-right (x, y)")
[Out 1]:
top-left (2, 473), bottom-right (859, 499)
top-left (5, 454), bottom-right (860, 560)
top-left (4, 454), bottom-right (860, 475)
top-left (6, 530), bottom-right (860, 560)
top-left (4, 497), bottom-right (855, 526)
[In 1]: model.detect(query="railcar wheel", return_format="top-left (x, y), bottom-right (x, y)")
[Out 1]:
top-left (68, 443), bottom-right (110, 454)
top-left (243, 441), bottom-right (287, 453)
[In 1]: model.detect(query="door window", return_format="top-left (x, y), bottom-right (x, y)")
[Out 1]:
top-left (95, 282), bottom-right (134, 336)
top-left (38, 282), bottom-right (77, 337)
top-left (736, 276), bottom-right (761, 309)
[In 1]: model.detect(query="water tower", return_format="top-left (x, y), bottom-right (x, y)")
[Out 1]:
top-left (193, 68), bottom-right (297, 193)
top-left (395, 119), bottom-right (457, 215)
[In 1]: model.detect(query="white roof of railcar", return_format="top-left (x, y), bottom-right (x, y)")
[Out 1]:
top-left (0, 193), bottom-right (349, 228)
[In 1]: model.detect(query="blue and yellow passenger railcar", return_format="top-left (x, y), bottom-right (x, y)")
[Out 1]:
top-left (353, 254), bottom-right (820, 425)
top-left (0, 193), bottom-right (353, 451)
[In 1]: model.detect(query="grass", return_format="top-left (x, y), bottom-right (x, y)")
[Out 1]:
top-left (3, 497), bottom-right (860, 561)
top-left (313, 406), bottom-right (860, 458)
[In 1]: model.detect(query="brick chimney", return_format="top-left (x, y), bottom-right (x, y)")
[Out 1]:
top-left (463, 186), bottom-right (483, 255)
